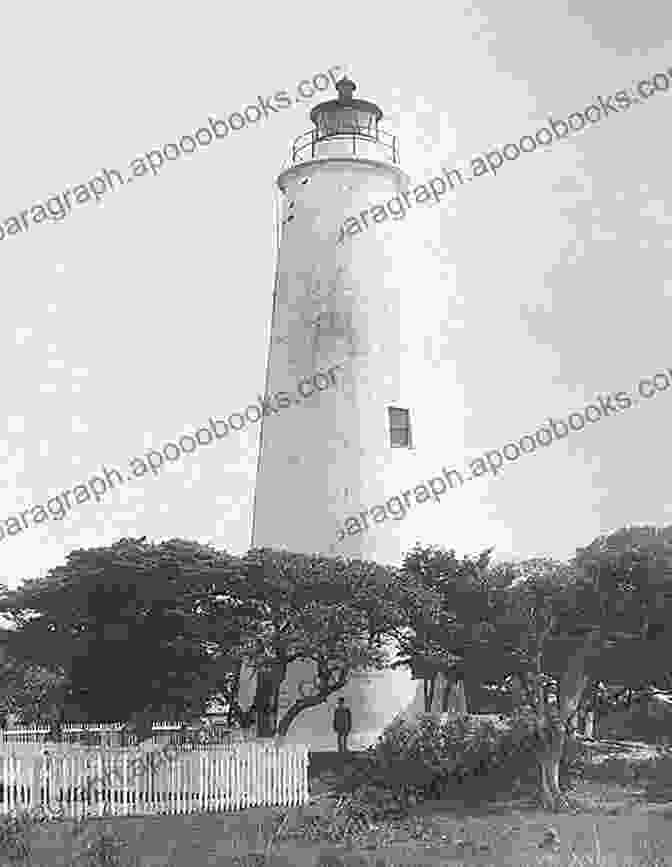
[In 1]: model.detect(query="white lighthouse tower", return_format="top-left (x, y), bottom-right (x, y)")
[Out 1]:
top-left (250, 78), bottom-right (423, 750)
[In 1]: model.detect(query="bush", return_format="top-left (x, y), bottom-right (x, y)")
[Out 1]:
top-left (326, 712), bottom-right (591, 834)
top-left (0, 812), bottom-right (34, 864)
top-left (73, 826), bottom-right (137, 866)
top-left (0, 807), bottom-right (52, 864)
top-left (332, 713), bottom-right (533, 820)
top-left (374, 714), bottom-right (506, 791)
top-left (0, 807), bottom-right (143, 867)
top-left (496, 711), bottom-right (594, 793)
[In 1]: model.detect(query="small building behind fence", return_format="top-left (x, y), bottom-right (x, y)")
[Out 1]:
top-left (0, 722), bottom-right (241, 749)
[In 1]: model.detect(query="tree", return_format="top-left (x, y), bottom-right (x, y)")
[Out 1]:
top-left (385, 530), bottom-right (672, 810)
top-left (0, 539), bottom-right (410, 738)
top-left (393, 553), bottom-right (601, 806)
top-left (0, 537), bottom-right (245, 723)
top-left (232, 549), bottom-right (409, 737)
top-left (394, 544), bottom-right (495, 711)
top-left (384, 549), bottom-right (592, 806)
top-left (466, 558), bottom-right (605, 808)
top-left (469, 544), bottom-right (672, 809)
top-left (572, 524), bottom-right (672, 725)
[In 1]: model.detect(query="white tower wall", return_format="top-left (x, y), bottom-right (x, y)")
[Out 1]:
top-left (251, 86), bottom-right (425, 750)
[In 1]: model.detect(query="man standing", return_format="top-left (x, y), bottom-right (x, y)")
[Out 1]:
top-left (333, 698), bottom-right (352, 753)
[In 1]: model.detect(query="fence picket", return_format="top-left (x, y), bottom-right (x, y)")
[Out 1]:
top-left (0, 739), bottom-right (307, 818)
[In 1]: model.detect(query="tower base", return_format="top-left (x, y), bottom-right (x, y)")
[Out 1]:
top-left (240, 661), bottom-right (418, 751)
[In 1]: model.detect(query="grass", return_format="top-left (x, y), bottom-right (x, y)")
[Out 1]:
top-left (4, 796), bottom-right (672, 865)
top-left (4, 738), bottom-right (672, 866)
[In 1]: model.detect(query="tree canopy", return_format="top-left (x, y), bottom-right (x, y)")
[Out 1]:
top-left (2, 523), bottom-right (672, 809)
top-left (0, 538), bottom-right (413, 737)
top-left (0, 537), bottom-right (241, 723)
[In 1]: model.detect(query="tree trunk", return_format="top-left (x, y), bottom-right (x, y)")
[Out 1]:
top-left (254, 666), bottom-right (285, 737)
top-left (537, 629), bottom-right (600, 809)
top-left (584, 710), bottom-right (595, 738)
top-left (127, 709), bottom-right (154, 744)
top-left (424, 675), bottom-right (436, 713)
top-left (276, 666), bottom-right (348, 737)
top-left (584, 679), bottom-right (599, 734)
top-left (277, 695), bottom-right (324, 736)
top-left (536, 716), bottom-right (566, 810)
top-left (539, 751), bottom-right (562, 808)
top-left (441, 671), bottom-right (463, 713)
top-left (276, 682), bottom-right (344, 736)
top-left (225, 663), bottom-right (243, 726)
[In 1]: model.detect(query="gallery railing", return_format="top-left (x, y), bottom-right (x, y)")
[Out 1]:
top-left (290, 127), bottom-right (399, 165)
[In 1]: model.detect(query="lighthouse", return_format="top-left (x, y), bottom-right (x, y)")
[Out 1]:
top-left (250, 78), bottom-right (423, 750)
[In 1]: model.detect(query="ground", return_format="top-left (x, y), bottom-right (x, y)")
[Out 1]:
top-left (11, 739), bottom-right (672, 866)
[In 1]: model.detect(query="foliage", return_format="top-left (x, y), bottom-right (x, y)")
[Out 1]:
top-left (73, 826), bottom-right (138, 866)
top-left (329, 713), bottom-right (533, 825)
top-left (393, 545), bottom-right (495, 710)
top-left (318, 709), bottom-right (595, 841)
top-left (0, 657), bottom-right (70, 725)
top-left (0, 537), bottom-right (244, 724)
top-left (572, 525), bottom-right (672, 691)
top-left (3, 521), bottom-right (672, 802)
top-left (0, 807), bottom-right (148, 867)
top-left (0, 538), bottom-right (411, 739)
top-left (375, 714), bottom-right (505, 783)
top-left (0, 809), bottom-right (41, 863)
top-left (559, 733), bottom-right (593, 788)
top-left (396, 548), bottom-right (651, 808)
top-left (234, 548), bottom-right (407, 736)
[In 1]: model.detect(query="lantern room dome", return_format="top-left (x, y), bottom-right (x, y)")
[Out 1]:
top-left (309, 77), bottom-right (383, 135)
top-left (289, 77), bottom-right (399, 166)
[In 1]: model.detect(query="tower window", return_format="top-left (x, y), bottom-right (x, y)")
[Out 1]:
top-left (388, 407), bottom-right (412, 448)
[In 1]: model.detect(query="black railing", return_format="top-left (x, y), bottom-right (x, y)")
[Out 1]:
top-left (291, 128), bottom-right (399, 165)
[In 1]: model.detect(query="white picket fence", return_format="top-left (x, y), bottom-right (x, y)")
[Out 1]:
top-left (0, 740), bottom-right (309, 817)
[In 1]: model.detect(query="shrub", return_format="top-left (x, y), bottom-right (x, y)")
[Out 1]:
top-left (333, 713), bottom-right (531, 819)
top-left (380, 713), bottom-right (537, 793)
top-left (326, 711), bottom-right (591, 834)
top-left (378, 713), bottom-right (503, 765)
top-left (495, 711), bottom-right (594, 793)
top-left (0, 812), bottom-right (33, 864)
top-left (0, 807), bottom-right (52, 864)
top-left (73, 825), bottom-right (137, 866)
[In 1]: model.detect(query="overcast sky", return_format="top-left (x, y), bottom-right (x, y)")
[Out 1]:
top-left (0, 2), bottom-right (671, 588)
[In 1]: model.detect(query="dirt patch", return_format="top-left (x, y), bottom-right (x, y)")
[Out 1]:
top-left (16, 792), bottom-right (672, 866)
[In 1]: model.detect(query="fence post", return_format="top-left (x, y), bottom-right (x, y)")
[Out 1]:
top-left (41, 750), bottom-right (50, 813)
top-left (31, 755), bottom-right (42, 812)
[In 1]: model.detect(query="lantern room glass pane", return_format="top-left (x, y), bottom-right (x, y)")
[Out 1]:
top-left (315, 108), bottom-right (377, 139)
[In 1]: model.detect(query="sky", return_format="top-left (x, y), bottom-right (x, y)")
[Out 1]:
top-left (0, 1), bottom-right (671, 589)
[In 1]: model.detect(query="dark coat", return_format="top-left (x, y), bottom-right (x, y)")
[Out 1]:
top-left (333, 706), bottom-right (352, 733)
